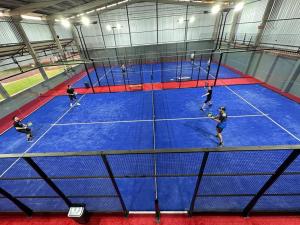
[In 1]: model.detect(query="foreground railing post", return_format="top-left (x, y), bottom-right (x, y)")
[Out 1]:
top-left (101, 154), bottom-right (128, 217)
top-left (242, 150), bottom-right (300, 217)
top-left (188, 152), bottom-right (209, 216)
top-left (24, 157), bottom-right (72, 207)
top-left (214, 53), bottom-right (223, 86)
top-left (0, 187), bottom-right (33, 216)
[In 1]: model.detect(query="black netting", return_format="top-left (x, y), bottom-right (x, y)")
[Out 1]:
top-left (53, 178), bottom-right (117, 196)
top-left (204, 150), bottom-right (291, 174)
top-left (253, 196), bottom-right (300, 212)
top-left (17, 197), bottom-right (68, 212)
top-left (107, 154), bottom-right (154, 177)
top-left (69, 197), bottom-right (122, 212)
top-left (33, 156), bottom-right (109, 177)
top-left (194, 196), bottom-right (252, 212)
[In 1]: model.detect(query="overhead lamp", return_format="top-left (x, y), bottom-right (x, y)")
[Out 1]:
top-left (234, 2), bottom-right (244, 12)
top-left (211, 4), bottom-right (221, 14)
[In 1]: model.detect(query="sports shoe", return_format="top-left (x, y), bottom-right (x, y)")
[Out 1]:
top-left (200, 108), bottom-right (204, 111)
top-left (70, 103), bottom-right (73, 107)
top-left (218, 142), bottom-right (224, 147)
top-left (76, 102), bottom-right (81, 106)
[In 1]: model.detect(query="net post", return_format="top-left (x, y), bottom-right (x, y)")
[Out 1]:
top-left (24, 157), bottom-right (72, 208)
top-left (196, 55), bottom-right (202, 87)
top-left (91, 59), bottom-right (101, 86)
top-left (188, 151), bottom-right (209, 216)
top-left (107, 57), bottom-right (116, 86)
top-left (242, 150), bottom-right (300, 217)
top-left (83, 62), bottom-right (95, 93)
top-left (213, 52), bottom-right (223, 86)
top-left (0, 187), bottom-right (33, 216)
top-left (100, 154), bottom-right (128, 217)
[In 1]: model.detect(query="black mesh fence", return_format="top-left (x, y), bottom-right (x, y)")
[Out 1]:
top-left (0, 145), bottom-right (299, 215)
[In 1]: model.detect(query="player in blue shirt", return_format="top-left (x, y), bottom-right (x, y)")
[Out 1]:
top-left (209, 106), bottom-right (227, 147)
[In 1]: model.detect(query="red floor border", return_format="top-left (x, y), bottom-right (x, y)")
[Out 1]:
top-left (0, 214), bottom-right (299, 225)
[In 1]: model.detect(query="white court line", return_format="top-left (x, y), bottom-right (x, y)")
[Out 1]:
top-left (52, 114), bottom-right (266, 126)
top-left (200, 67), bottom-right (300, 142)
top-left (0, 78), bottom-right (99, 178)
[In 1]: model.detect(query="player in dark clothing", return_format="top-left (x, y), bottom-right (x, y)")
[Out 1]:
top-left (200, 85), bottom-right (213, 111)
top-left (13, 116), bottom-right (33, 142)
top-left (209, 106), bottom-right (227, 147)
top-left (121, 64), bottom-right (126, 74)
top-left (67, 85), bottom-right (80, 107)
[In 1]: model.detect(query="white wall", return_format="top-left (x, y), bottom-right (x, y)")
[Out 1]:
top-left (21, 19), bottom-right (53, 42)
top-left (261, 0), bottom-right (300, 49)
top-left (0, 18), bottom-right (21, 45)
top-left (236, 0), bottom-right (268, 42)
top-left (79, 2), bottom-right (217, 49)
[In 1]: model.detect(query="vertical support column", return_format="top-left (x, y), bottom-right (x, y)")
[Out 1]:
top-left (242, 150), bottom-right (299, 217)
top-left (96, 12), bottom-right (107, 48)
top-left (24, 157), bottom-right (72, 208)
top-left (125, 5), bottom-right (132, 47)
top-left (214, 53), bottom-right (223, 86)
top-left (228, 10), bottom-right (242, 44)
top-left (12, 16), bottom-right (48, 80)
top-left (189, 152), bottom-right (209, 216)
top-left (71, 27), bottom-right (84, 59)
top-left (156, 0), bottom-right (159, 45)
top-left (101, 154), bottom-right (128, 217)
top-left (212, 13), bottom-right (222, 41)
top-left (184, 4), bottom-right (189, 55)
top-left (0, 187), bottom-right (33, 216)
top-left (48, 20), bottom-right (66, 60)
top-left (254, 0), bottom-right (275, 47)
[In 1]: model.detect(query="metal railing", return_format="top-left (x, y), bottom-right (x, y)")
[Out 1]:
top-left (0, 144), bottom-right (299, 219)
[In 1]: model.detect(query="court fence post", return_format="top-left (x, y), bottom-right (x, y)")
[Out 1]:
top-left (83, 62), bottom-right (95, 93)
top-left (92, 59), bottom-right (101, 86)
top-left (179, 55), bottom-right (183, 88)
top-left (196, 55), bottom-right (202, 87)
top-left (100, 154), bottom-right (128, 217)
top-left (0, 187), bottom-right (33, 216)
top-left (24, 157), bottom-right (72, 208)
top-left (107, 58), bottom-right (116, 86)
top-left (213, 52), bottom-right (223, 86)
top-left (242, 150), bottom-right (300, 217)
top-left (188, 152), bottom-right (209, 216)
top-left (102, 62), bottom-right (111, 93)
top-left (206, 52), bottom-right (213, 80)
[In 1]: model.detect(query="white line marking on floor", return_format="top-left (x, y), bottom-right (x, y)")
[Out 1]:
top-left (52, 114), bottom-right (266, 126)
top-left (200, 66), bottom-right (300, 142)
top-left (0, 79), bottom-right (98, 178)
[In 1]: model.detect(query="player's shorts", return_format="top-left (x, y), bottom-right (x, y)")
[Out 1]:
top-left (205, 97), bottom-right (212, 103)
top-left (216, 122), bottom-right (226, 133)
top-left (68, 95), bottom-right (76, 101)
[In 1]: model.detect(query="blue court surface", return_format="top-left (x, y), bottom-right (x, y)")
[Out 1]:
top-left (0, 58), bottom-right (300, 212)
top-left (73, 61), bottom-right (239, 88)
top-left (0, 79), bottom-right (300, 212)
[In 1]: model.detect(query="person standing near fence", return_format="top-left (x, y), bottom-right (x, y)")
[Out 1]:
top-left (67, 85), bottom-right (80, 107)
top-left (190, 53), bottom-right (195, 64)
top-left (121, 64), bottom-right (126, 74)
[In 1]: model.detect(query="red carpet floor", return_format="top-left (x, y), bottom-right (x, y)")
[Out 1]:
top-left (0, 214), bottom-right (299, 225)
